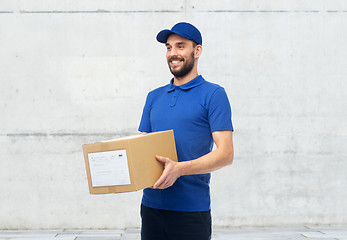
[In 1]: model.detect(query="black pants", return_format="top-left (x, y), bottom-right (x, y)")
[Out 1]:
top-left (141, 204), bottom-right (212, 240)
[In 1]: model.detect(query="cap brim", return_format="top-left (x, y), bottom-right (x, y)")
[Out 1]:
top-left (156, 29), bottom-right (198, 44)
top-left (156, 29), bottom-right (173, 44)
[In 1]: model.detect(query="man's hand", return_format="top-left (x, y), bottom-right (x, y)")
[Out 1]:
top-left (153, 155), bottom-right (181, 189)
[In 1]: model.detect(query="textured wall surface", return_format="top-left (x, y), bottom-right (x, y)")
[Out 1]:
top-left (0, 0), bottom-right (346, 229)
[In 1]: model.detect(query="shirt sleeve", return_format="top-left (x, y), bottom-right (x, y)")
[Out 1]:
top-left (208, 87), bottom-right (234, 132)
top-left (138, 93), bottom-right (152, 133)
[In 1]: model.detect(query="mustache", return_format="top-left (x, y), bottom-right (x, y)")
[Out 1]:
top-left (168, 57), bottom-right (183, 61)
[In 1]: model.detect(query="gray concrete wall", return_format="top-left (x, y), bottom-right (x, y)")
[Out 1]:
top-left (0, 0), bottom-right (346, 229)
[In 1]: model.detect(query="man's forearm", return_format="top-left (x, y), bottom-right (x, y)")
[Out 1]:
top-left (153, 130), bottom-right (233, 189)
top-left (178, 144), bottom-right (234, 176)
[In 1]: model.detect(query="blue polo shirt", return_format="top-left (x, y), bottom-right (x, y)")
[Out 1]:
top-left (138, 75), bottom-right (233, 212)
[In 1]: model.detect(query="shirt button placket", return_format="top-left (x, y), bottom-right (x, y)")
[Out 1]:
top-left (170, 88), bottom-right (181, 107)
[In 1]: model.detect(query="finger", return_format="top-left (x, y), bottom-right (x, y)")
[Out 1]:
top-left (163, 179), bottom-right (174, 189)
top-left (155, 176), bottom-right (175, 189)
top-left (154, 180), bottom-right (166, 189)
top-left (153, 173), bottom-right (167, 189)
top-left (157, 181), bottom-right (171, 190)
top-left (164, 180), bottom-right (173, 188)
top-left (155, 155), bottom-right (167, 163)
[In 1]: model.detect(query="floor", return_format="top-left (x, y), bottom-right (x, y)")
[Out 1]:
top-left (0, 226), bottom-right (347, 240)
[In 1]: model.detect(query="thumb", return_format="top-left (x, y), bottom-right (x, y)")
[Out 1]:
top-left (155, 155), bottom-right (167, 163)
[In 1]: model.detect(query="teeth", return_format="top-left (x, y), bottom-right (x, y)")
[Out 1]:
top-left (171, 60), bottom-right (180, 64)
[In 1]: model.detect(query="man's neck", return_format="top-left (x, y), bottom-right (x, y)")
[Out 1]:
top-left (173, 71), bottom-right (199, 86)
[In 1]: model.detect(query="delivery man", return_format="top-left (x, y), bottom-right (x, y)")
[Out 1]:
top-left (138, 22), bottom-right (234, 240)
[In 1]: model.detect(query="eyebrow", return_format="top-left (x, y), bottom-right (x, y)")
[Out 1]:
top-left (166, 41), bottom-right (187, 46)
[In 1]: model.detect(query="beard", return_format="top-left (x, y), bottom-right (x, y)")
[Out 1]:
top-left (168, 51), bottom-right (195, 78)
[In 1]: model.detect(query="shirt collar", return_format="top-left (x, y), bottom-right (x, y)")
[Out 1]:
top-left (167, 75), bottom-right (205, 92)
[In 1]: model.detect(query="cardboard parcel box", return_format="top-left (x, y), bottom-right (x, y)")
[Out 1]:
top-left (82, 130), bottom-right (177, 194)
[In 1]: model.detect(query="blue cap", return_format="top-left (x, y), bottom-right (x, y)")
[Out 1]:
top-left (156, 22), bottom-right (202, 45)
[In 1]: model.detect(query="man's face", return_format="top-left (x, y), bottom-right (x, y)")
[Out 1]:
top-left (165, 34), bottom-right (197, 78)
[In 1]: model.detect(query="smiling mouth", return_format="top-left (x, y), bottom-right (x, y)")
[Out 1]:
top-left (169, 58), bottom-right (183, 65)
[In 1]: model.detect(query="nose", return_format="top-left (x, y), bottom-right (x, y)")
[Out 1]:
top-left (169, 46), bottom-right (178, 56)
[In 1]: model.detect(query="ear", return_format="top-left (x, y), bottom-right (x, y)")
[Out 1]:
top-left (194, 45), bottom-right (202, 58)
